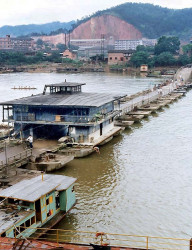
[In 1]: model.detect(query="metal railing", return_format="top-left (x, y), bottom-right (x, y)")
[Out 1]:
top-left (12, 227), bottom-right (191, 250)
top-left (0, 149), bottom-right (32, 170)
top-left (14, 111), bottom-right (119, 125)
top-left (119, 80), bottom-right (182, 116)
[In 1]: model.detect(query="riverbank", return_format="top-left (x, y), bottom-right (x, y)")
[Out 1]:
top-left (0, 62), bottom-right (179, 75)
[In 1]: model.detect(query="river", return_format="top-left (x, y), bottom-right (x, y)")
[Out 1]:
top-left (0, 72), bottom-right (191, 239)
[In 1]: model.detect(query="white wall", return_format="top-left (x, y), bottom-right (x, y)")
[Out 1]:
top-left (88, 122), bottom-right (114, 143)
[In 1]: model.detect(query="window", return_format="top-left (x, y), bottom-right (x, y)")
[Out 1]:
top-left (49, 196), bottom-right (53, 204)
top-left (1, 232), bottom-right (6, 237)
top-left (25, 219), bottom-right (30, 227)
top-left (15, 215), bottom-right (36, 237)
top-left (46, 199), bottom-right (49, 206)
top-left (31, 216), bottom-right (35, 225)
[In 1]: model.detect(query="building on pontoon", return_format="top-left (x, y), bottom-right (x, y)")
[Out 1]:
top-left (0, 82), bottom-right (124, 144)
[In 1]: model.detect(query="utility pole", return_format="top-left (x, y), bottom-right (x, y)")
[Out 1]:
top-left (20, 107), bottom-right (23, 142)
top-left (68, 30), bottom-right (71, 49)
top-left (101, 34), bottom-right (105, 61)
top-left (65, 33), bottom-right (67, 47)
top-left (4, 141), bottom-right (8, 176)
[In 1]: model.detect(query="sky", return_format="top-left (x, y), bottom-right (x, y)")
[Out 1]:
top-left (0, 0), bottom-right (192, 27)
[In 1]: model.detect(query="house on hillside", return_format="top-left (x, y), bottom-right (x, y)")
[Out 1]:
top-left (0, 82), bottom-right (123, 144)
top-left (108, 50), bottom-right (134, 65)
top-left (62, 49), bottom-right (77, 60)
top-left (140, 64), bottom-right (148, 72)
top-left (0, 35), bottom-right (35, 52)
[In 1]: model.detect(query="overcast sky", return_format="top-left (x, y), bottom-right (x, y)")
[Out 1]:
top-left (0, 0), bottom-right (192, 27)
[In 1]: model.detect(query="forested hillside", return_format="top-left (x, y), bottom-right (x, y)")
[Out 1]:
top-left (0, 21), bottom-right (75, 37)
top-left (75, 3), bottom-right (192, 40)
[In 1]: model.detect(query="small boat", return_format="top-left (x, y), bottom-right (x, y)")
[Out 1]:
top-left (11, 86), bottom-right (37, 90)
top-left (172, 89), bottom-right (186, 94)
top-left (0, 174), bottom-right (76, 238)
top-left (117, 114), bottom-right (144, 122)
top-left (114, 120), bottom-right (134, 128)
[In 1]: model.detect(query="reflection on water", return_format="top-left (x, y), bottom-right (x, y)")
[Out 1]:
top-left (1, 72), bottom-right (191, 239)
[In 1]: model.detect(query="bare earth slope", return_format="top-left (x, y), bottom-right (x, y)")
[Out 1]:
top-left (36, 15), bottom-right (142, 45)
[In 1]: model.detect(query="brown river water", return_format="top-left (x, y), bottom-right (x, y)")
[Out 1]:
top-left (0, 72), bottom-right (192, 239)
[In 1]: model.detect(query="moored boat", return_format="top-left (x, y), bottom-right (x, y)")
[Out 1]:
top-left (0, 174), bottom-right (76, 238)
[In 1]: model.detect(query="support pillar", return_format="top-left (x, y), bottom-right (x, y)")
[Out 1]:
top-left (190, 238), bottom-right (192, 250)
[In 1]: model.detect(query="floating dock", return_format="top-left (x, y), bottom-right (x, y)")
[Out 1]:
top-left (115, 82), bottom-right (192, 129)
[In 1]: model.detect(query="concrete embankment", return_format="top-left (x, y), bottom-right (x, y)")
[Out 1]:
top-left (174, 64), bottom-right (192, 83)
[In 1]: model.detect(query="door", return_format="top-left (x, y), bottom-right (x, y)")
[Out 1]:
top-left (35, 199), bottom-right (41, 222)
top-left (100, 123), bottom-right (103, 136)
top-left (41, 195), bottom-right (47, 223)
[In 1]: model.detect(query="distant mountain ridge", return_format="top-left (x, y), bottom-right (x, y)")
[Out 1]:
top-left (0, 21), bottom-right (75, 37)
top-left (1, 3), bottom-right (192, 41)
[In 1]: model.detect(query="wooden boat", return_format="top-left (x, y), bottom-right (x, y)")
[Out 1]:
top-left (172, 89), bottom-right (186, 94)
top-left (0, 174), bottom-right (76, 238)
top-left (137, 103), bottom-right (162, 112)
top-left (99, 136), bottom-right (113, 146)
top-left (11, 86), bottom-right (37, 90)
top-left (114, 120), bottom-right (134, 128)
top-left (117, 114), bottom-right (144, 122)
top-left (127, 110), bottom-right (151, 118)
top-left (28, 154), bottom-right (74, 172)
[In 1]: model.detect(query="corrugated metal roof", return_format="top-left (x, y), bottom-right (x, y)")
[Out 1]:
top-left (0, 175), bottom-right (76, 202)
top-left (45, 82), bottom-right (86, 87)
top-left (0, 92), bottom-right (118, 107)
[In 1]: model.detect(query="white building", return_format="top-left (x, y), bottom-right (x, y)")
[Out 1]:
top-left (115, 39), bottom-right (157, 50)
top-left (70, 39), bottom-right (105, 49)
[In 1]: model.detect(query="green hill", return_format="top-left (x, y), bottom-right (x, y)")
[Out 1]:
top-left (75, 3), bottom-right (192, 41)
top-left (0, 21), bottom-right (75, 37)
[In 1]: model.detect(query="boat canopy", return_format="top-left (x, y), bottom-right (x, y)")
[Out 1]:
top-left (0, 175), bottom-right (76, 202)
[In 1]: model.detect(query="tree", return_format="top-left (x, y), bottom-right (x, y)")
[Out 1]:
top-left (182, 44), bottom-right (192, 56)
top-left (153, 52), bottom-right (176, 66)
top-left (130, 51), bottom-right (149, 67)
top-left (46, 51), bottom-right (62, 63)
top-left (34, 52), bottom-right (44, 62)
top-left (56, 43), bottom-right (67, 52)
top-left (177, 54), bottom-right (190, 66)
top-left (154, 36), bottom-right (180, 55)
top-left (36, 39), bottom-right (44, 46)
